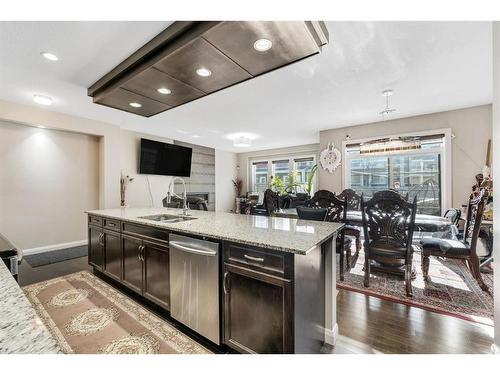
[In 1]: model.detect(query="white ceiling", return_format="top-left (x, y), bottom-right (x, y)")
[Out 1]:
top-left (0, 21), bottom-right (492, 152)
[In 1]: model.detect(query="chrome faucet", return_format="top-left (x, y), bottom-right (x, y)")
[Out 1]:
top-left (166, 177), bottom-right (190, 216)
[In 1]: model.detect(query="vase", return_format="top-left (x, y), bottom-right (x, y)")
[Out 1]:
top-left (235, 198), bottom-right (240, 214)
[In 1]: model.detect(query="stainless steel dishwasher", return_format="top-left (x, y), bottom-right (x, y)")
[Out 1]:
top-left (169, 233), bottom-right (220, 345)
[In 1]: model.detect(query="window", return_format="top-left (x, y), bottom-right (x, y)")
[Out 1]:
top-left (250, 155), bottom-right (317, 194)
top-left (272, 160), bottom-right (290, 184)
top-left (345, 135), bottom-right (445, 215)
top-left (252, 161), bottom-right (269, 193)
top-left (294, 157), bottom-right (315, 193)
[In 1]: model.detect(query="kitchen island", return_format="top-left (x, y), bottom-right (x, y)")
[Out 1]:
top-left (86, 207), bottom-right (343, 354)
top-left (0, 261), bottom-right (62, 354)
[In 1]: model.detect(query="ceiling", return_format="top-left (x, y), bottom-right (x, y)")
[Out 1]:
top-left (0, 21), bottom-right (493, 152)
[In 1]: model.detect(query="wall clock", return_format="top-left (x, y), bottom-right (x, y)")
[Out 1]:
top-left (319, 142), bottom-right (341, 173)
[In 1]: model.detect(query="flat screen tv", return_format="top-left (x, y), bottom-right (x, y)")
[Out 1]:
top-left (139, 138), bottom-right (192, 177)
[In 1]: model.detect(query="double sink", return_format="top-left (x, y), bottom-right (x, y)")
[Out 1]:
top-left (138, 214), bottom-right (197, 224)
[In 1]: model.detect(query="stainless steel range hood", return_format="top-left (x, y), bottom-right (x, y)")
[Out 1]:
top-left (88, 21), bottom-right (329, 117)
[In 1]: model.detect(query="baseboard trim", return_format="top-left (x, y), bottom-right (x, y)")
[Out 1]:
top-left (324, 323), bottom-right (339, 346)
top-left (22, 240), bottom-right (87, 256)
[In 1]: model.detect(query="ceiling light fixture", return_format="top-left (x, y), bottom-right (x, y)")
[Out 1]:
top-left (37, 125), bottom-right (47, 129)
top-left (233, 136), bottom-right (252, 148)
top-left (129, 102), bottom-right (142, 108)
top-left (196, 68), bottom-right (212, 77)
top-left (191, 135), bottom-right (201, 138)
top-left (157, 87), bottom-right (171, 95)
top-left (379, 89), bottom-right (396, 118)
top-left (33, 94), bottom-right (53, 106)
top-left (253, 38), bottom-right (273, 52)
top-left (41, 52), bottom-right (59, 61)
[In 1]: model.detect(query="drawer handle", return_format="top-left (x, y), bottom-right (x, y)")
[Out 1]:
top-left (107, 222), bottom-right (116, 227)
top-left (244, 254), bottom-right (265, 263)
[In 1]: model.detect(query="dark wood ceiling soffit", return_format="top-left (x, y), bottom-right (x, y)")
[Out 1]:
top-left (88, 21), bottom-right (329, 117)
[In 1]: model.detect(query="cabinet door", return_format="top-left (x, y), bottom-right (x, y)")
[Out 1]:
top-left (122, 235), bottom-right (143, 294)
top-left (224, 263), bottom-right (292, 354)
top-left (103, 230), bottom-right (122, 281)
top-left (143, 240), bottom-right (170, 309)
top-left (88, 225), bottom-right (103, 270)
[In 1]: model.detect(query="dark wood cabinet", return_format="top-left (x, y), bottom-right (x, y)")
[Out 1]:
top-left (224, 263), bottom-right (293, 354)
top-left (122, 235), bottom-right (144, 294)
top-left (143, 240), bottom-right (170, 310)
top-left (88, 225), bottom-right (104, 270)
top-left (103, 230), bottom-right (122, 281)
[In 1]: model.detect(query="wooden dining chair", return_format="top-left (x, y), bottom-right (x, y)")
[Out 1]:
top-left (337, 188), bottom-right (362, 265)
top-left (306, 190), bottom-right (350, 280)
top-left (443, 208), bottom-right (461, 227)
top-left (263, 189), bottom-right (279, 216)
top-left (361, 190), bottom-right (418, 297)
top-left (420, 190), bottom-right (489, 292)
top-left (296, 206), bottom-right (328, 221)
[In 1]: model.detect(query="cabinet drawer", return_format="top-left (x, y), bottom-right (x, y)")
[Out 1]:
top-left (224, 242), bottom-right (289, 277)
top-left (104, 218), bottom-right (121, 231)
top-left (122, 222), bottom-right (169, 243)
top-left (88, 215), bottom-right (103, 226)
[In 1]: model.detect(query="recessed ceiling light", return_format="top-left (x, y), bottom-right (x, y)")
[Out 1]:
top-left (233, 136), bottom-right (252, 148)
top-left (37, 125), bottom-right (46, 129)
top-left (33, 95), bottom-right (53, 106)
top-left (253, 39), bottom-right (273, 52)
top-left (129, 102), bottom-right (142, 108)
top-left (191, 135), bottom-right (201, 138)
top-left (196, 68), bottom-right (212, 77)
top-left (41, 52), bottom-right (59, 61)
top-left (157, 87), bottom-right (171, 95)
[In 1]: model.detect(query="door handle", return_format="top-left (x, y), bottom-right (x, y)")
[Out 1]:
top-left (137, 244), bottom-right (144, 261)
top-left (244, 254), bottom-right (264, 263)
top-left (140, 245), bottom-right (145, 261)
top-left (170, 241), bottom-right (217, 256)
top-left (98, 233), bottom-right (104, 246)
top-left (223, 271), bottom-right (229, 295)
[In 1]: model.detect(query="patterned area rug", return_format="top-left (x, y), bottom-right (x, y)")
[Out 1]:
top-left (23, 271), bottom-right (210, 354)
top-left (337, 249), bottom-right (493, 325)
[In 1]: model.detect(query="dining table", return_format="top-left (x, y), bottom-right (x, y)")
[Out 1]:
top-left (274, 207), bottom-right (458, 278)
top-left (275, 207), bottom-right (458, 246)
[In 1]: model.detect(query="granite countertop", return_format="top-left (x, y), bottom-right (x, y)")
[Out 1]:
top-left (86, 208), bottom-right (344, 255)
top-left (0, 262), bottom-right (61, 353)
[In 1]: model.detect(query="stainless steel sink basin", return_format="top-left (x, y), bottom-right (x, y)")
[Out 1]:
top-left (138, 214), bottom-right (197, 223)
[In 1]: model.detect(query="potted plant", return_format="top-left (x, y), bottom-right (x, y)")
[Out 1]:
top-left (232, 178), bottom-right (243, 213)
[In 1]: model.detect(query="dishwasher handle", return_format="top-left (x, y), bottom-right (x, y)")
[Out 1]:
top-left (170, 241), bottom-right (217, 257)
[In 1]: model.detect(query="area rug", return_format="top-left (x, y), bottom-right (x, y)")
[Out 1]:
top-left (23, 271), bottom-right (211, 354)
top-left (336, 249), bottom-right (494, 326)
top-left (24, 246), bottom-right (88, 267)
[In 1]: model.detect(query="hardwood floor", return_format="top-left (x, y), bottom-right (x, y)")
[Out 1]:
top-left (332, 289), bottom-right (494, 354)
top-left (18, 256), bottom-right (91, 287)
top-left (17, 256), bottom-right (494, 354)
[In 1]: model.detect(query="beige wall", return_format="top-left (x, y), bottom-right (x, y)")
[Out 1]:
top-left (0, 99), bottom-right (121, 209)
top-left (120, 130), bottom-right (175, 208)
top-left (237, 143), bottom-right (320, 194)
top-left (319, 105), bottom-right (492, 208)
top-left (215, 149), bottom-right (238, 212)
top-left (0, 120), bottom-right (100, 250)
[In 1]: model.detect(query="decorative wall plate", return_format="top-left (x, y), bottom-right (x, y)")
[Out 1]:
top-left (320, 142), bottom-right (341, 173)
